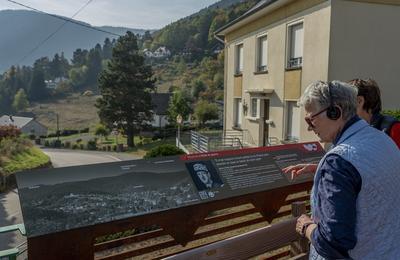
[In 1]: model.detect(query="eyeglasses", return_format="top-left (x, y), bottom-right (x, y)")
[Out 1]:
top-left (304, 107), bottom-right (328, 128)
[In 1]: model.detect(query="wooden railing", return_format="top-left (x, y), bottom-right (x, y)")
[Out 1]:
top-left (166, 201), bottom-right (309, 260)
top-left (27, 182), bottom-right (311, 259)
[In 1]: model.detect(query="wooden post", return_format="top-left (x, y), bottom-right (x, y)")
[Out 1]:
top-left (28, 227), bottom-right (94, 260)
top-left (290, 201), bottom-right (309, 258)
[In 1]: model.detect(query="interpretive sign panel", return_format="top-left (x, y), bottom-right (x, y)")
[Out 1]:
top-left (16, 142), bottom-right (324, 238)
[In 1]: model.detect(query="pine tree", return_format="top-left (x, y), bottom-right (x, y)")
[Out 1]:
top-left (96, 31), bottom-right (156, 148)
top-left (28, 63), bottom-right (47, 101)
top-left (102, 38), bottom-right (113, 60)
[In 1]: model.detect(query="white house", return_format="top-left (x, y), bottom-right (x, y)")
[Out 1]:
top-left (143, 47), bottom-right (171, 59)
top-left (0, 115), bottom-right (48, 137)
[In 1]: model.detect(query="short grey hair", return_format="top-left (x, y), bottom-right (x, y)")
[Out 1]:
top-left (298, 80), bottom-right (357, 121)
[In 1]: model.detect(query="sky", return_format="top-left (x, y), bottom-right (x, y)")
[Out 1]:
top-left (0, 0), bottom-right (220, 29)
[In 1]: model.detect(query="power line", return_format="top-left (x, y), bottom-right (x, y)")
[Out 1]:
top-left (6, 0), bottom-right (123, 37)
top-left (15, 0), bottom-right (97, 64)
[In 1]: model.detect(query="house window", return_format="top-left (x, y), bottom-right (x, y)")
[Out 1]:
top-left (287, 22), bottom-right (303, 68)
top-left (251, 98), bottom-right (258, 118)
top-left (257, 36), bottom-right (268, 72)
top-left (286, 101), bottom-right (300, 141)
top-left (234, 98), bottom-right (242, 127)
top-left (235, 44), bottom-right (243, 74)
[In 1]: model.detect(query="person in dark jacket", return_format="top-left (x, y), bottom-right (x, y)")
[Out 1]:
top-left (348, 78), bottom-right (400, 149)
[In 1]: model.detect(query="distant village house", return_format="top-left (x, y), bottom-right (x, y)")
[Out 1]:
top-left (0, 115), bottom-right (48, 137)
top-left (143, 46), bottom-right (171, 59)
top-left (45, 77), bottom-right (67, 89)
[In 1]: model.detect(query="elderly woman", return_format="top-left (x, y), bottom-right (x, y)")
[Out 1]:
top-left (284, 81), bottom-right (400, 259)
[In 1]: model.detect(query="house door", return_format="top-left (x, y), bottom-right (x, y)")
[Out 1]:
top-left (263, 99), bottom-right (270, 146)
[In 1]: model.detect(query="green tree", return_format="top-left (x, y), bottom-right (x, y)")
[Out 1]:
top-left (96, 31), bottom-right (156, 148)
top-left (68, 65), bottom-right (88, 89)
top-left (12, 88), bottom-right (29, 112)
top-left (50, 53), bottom-right (63, 78)
top-left (95, 123), bottom-right (110, 141)
top-left (71, 49), bottom-right (88, 67)
top-left (86, 47), bottom-right (103, 87)
top-left (167, 90), bottom-right (192, 125)
top-left (102, 38), bottom-right (113, 59)
top-left (0, 66), bottom-right (22, 114)
top-left (28, 63), bottom-right (47, 101)
top-left (194, 100), bottom-right (219, 127)
top-left (191, 79), bottom-right (206, 99)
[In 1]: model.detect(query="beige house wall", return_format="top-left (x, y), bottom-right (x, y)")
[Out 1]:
top-left (224, 1), bottom-right (331, 145)
top-left (328, 0), bottom-right (400, 109)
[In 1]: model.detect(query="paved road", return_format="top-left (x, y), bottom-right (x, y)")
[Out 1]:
top-left (0, 148), bottom-right (139, 255)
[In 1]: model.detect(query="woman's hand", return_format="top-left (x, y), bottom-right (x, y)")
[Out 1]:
top-left (282, 163), bottom-right (317, 179)
top-left (296, 214), bottom-right (316, 240)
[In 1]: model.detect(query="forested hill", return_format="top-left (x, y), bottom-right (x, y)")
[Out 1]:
top-left (147, 0), bottom-right (258, 55)
top-left (0, 9), bottom-right (148, 73)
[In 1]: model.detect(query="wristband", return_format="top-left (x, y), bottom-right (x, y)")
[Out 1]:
top-left (300, 221), bottom-right (314, 237)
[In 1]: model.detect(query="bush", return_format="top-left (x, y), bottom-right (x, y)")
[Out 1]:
top-left (44, 140), bottom-right (50, 147)
top-left (72, 144), bottom-right (79, 149)
top-left (383, 110), bottom-right (400, 120)
top-left (80, 128), bottom-right (89, 134)
top-left (0, 137), bottom-right (31, 159)
top-left (64, 141), bottom-right (71, 148)
top-left (87, 139), bottom-right (98, 150)
top-left (144, 144), bottom-right (184, 159)
top-left (60, 129), bottom-right (79, 136)
top-left (48, 140), bottom-right (62, 148)
top-left (0, 125), bottom-right (21, 140)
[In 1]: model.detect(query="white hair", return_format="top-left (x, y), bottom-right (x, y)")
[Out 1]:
top-left (298, 80), bottom-right (357, 120)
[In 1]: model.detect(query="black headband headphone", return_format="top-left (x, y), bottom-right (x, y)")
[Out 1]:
top-left (326, 82), bottom-right (341, 120)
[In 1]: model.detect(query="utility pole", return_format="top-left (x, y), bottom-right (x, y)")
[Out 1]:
top-left (56, 113), bottom-right (60, 142)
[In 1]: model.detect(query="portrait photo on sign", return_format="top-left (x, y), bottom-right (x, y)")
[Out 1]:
top-left (186, 160), bottom-right (224, 191)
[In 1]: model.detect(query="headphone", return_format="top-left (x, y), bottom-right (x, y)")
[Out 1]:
top-left (326, 82), bottom-right (341, 120)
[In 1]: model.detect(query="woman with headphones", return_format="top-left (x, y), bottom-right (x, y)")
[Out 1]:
top-left (283, 81), bottom-right (400, 259)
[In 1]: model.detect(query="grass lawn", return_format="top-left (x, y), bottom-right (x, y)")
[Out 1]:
top-left (2, 146), bottom-right (50, 175)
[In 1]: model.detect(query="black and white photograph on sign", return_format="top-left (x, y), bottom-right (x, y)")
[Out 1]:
top-left (186, 160), bottom-right (224, 191)
top-left (16, 157), bottom-right (199, 238)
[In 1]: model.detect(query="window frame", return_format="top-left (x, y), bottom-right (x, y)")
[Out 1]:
top-left (256, 34), bottom-right (268, 73)
top-left (250, 97), bottom-right (259, 118)
top-left (286, 20), bottom-right (304, 69)
top-left (285, 100), bottom-right (300, 142)
top-left (233, 98), bottom-right (243, 128)
top-left (235, 43), bottom-right (244, 75)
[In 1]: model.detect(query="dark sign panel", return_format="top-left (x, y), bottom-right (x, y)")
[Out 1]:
top-left (16, 142), bottom-right (324, 238)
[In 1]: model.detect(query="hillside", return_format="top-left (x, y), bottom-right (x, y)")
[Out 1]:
top-left (149, 0), bottom-right (258, 54)
top-left (0, 10), bottom-right (149, 72)
top-left (28, 93), bottom-right (100, 131)
top-left (0, 0), bottom-right (260, 131)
